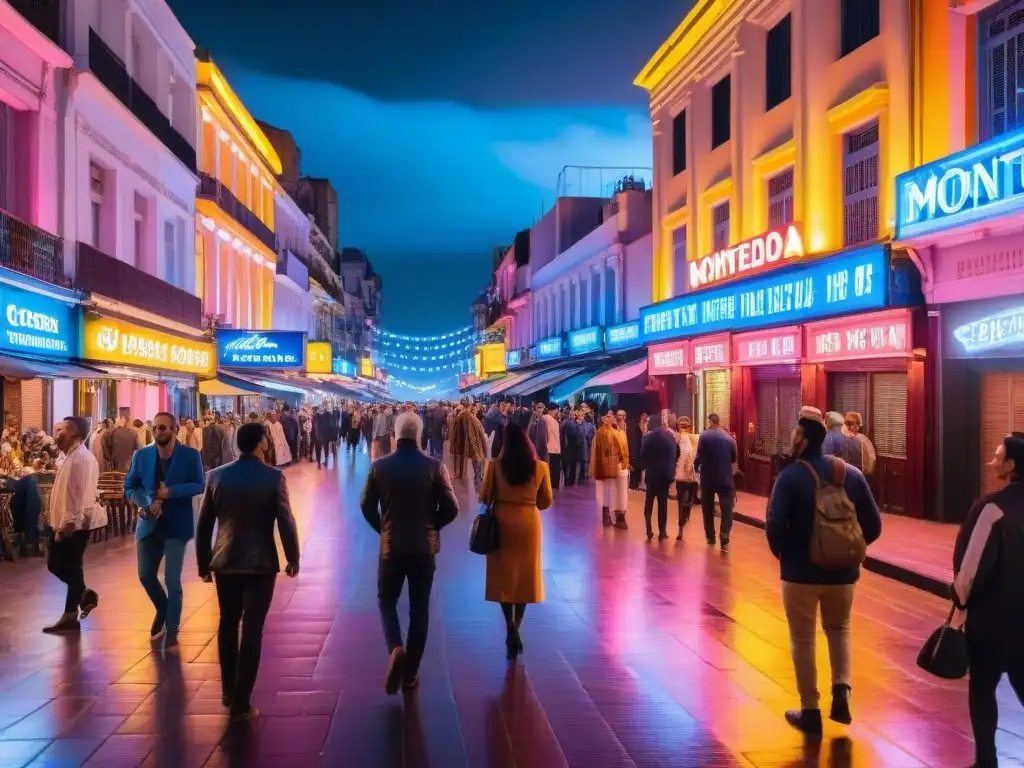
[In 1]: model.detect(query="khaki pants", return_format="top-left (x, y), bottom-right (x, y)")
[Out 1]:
top-left (781, 581), bottom-right (856, 710)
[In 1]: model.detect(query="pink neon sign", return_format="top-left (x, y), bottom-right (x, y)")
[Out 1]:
top-left (805, 310), bottom-right (913, 363)
top-left (691, 333), bottom-right (731, 369)
top-left (648, 340), bottom-right (689, 375)
top-left (732, 326), bottom-right (802, 365)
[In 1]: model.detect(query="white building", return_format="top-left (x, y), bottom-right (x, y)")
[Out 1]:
top-left (271, 191), bottom-right (311, 333)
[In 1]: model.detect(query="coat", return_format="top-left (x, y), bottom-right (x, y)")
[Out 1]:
top-left (124, 442), bottom-right (206, 542)
top-left (590, 425), bottom-right (627, 480)
top-left (481, 460), bottom-right (553, 604)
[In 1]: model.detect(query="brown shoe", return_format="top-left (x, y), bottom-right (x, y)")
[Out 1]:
top-left (43, 615), bottom-right (81, 634)
top-left (613, 512), bottom-right (628, 530)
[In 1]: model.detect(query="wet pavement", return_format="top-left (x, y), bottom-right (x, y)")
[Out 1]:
top-left (0, 447), bottom-right (1022, 767)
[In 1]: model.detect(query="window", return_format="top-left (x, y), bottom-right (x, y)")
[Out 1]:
top-left (90, 202), bottom-right (101, 248)
top-left (164, 220), bottom-right (177, 285)
top-left (767, 168), bottom-right (795, 228)
top-left (134, 192), bottom-right (147, 268)
top-left (842, 122), bottom-right (879, 247)
top-left (168, 74), bottom-right (175, 121)
top-left (672, 109), bottom-right (687, 175)
top-left (89, 163), bottom-right (104, 249)
top-left (131, 36), bottom-right (141, 79)
top-left (711, 76), bottom-right (731, 148)
top-left (983, 2), bottom-right (1024, 138)
top-left (671, 226), bottom-right (687, 295)
top-left (765, 14), bottom-right (792, 110)
top-left (712, 201), bottom-right (730, 250)
top-left (840, 0), bottom-right (880, 57)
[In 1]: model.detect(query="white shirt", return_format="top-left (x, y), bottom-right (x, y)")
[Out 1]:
top-left (49, 442), bottom-right (102, 531)
top-left (542, 414), bottom-right (561, 455)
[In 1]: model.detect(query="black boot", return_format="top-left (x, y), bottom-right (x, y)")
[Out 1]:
top-left (613, 512), bottom-right (628, 530)
top-left (785, 708), bottom-right (823, 737)
top-left (601, 507), bottom-right (612, 527)
top-left (830, 684), bottom-right (852, 724)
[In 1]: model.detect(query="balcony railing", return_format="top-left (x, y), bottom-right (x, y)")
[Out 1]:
top-left (9, 0), bottom-right (61, 45)
top-left (197, 172), bottom-right (277, 252)
top-left (75, 242), bottom-right (202, 328)
top-left (275, 248), bottom-right (309, 292)
top-left (87, 29), bottom-right (197, 173)
top-left (0, 208), bottom-right (67, 287)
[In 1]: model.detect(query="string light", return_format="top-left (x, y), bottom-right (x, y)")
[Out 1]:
top-left (386, 375), bottom-right (441, 394)
top-left (374, 325), bottom-right (474, 343)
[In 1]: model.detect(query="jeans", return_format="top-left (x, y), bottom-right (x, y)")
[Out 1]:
top-left (137, 535), bottom-right (187, 633)
top-left (675, 480), bottom-right (697, 527)
top-left (700, 486), bottom-right (735, 543)
top-left (215, 573), bottom-right (276, 713)
top-left (314, 438), bottom-right (327, 465)
top-left (781, 582), bottom-right (855, 710)
top-left (643, 476), bottom-right (671, 535)
top-left (548, 454), bottom-right (561, 489)
top-left (378, 554), bottom-right (436, 681)
top-left (563, 446), bottom-right (580, 485)
top-left (47, 530), bottom-right (90, 614)
top-left (428, 438), bottom-right (444, 460)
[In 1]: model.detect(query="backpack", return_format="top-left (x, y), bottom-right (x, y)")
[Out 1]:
top-left (798, 458), bottom-right (867, 570)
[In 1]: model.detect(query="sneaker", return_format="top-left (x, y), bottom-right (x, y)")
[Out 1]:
top-left (79, 589), bottom-right (99, 619)
top-left (830, 684), bottom-right (852, 724)
top-left (385, 646), bottom-right (407, 695)
top-left (785, 708), bottom-right (823, 737)
top-left (43, 615), bottom-right (81, 634)
top-left (150, 613), bottom-right (167, 641)
top-left (720, 539), bottom-right (730, 554)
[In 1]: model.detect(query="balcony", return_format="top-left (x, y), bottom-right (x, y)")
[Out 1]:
top-left (9, 0), bottom-right (61, 46)
top-left (87, 29), bottom-right (197, 174)
top-left (0, 208), bottom-right (67, 286)
top-left (197, 172), bottom-right (277, 252)
top-left (275, 248), bottom-right (309, 292)
top-left (75, 242), bottom-right (202, 328)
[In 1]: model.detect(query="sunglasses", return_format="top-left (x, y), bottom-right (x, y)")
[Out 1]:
top-left (845, 421), bottom-right (858, 428)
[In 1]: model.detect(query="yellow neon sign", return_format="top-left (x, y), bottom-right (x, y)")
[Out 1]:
top-left (359, 357), bottom-right (374, 378)
top-left (479, 343), bottom-right (506, 376)
top-left (306, 342), bottom-right (332, 374)
top-left (82, 317), bottom-right (215, 376)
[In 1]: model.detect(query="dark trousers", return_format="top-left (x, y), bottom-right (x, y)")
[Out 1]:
top-left (47, 530), bottom-right (90, 614)
top-left (314, 438), bottom-right (328, 465)
top-left (564, 446), bottom-right (581, 485)
top-left (968, 637), bottom-right (1024, 767)
top-left (378, 554), bottom-right (436, 680)
top-left (675, 480), bottom-right (697, 527)
top-left (215, 573), bottom-right (276, 713)
top-left (643, 476), bottom-right (671, 535)
top-left (286, 439), bottom-right (298, 465)
top-left (629, 465), bottom-right (642, 489)
top-left (548, 453), bottom-right (561, 489)
top-left (701, 486), bottom-right (735, 543)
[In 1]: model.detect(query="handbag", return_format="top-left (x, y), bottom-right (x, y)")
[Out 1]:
top-left (916, 604), bottom-right (968, 680)
top-left (469, 470), bottom-right (499, 555)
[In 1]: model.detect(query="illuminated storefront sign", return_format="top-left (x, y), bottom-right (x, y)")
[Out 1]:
top-left (332, 357), bottom-right (354, 376)
top-left (535, 336), bottom-right (564, 361)
top-left (83, 317), bottom-right (214, 375)
top-left (605, 320), bottom-right (641, 351)
top-left (568, 326), bottom-right (603, 356)
top-left (479, 343), bottom-right (507, 375)
top-left (641, 245), bottom-right (889, 344)
top-left (506, 348), bottom-right (522, 368)
top-left (732, 326), bottom-right (802, 365)
top-left (691, 333), bottom-right (731, 369)
top-left (217, 330), bottom-right (305, 369)
top-left (689, 224), bottom-right (805, 290)
top-left (305, 341), bottom-right (332, 373)
top-left (647, 340), bottom-right (689, 376)
top-left (896, 128), bottom-right (1024, 240)
top-left (0, 279), bottom-right (77, 359)
top-left (805, 310), bottom-right (912, 363)
top-left (360, 357), bottom-right (374, 378)
top-left (953, 305), bottom-right (1024, 355)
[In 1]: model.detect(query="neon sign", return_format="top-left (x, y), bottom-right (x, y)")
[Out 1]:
top-left (641, 245), bottom-right (890, 344)
top-left (953, 305), bottom-right (1024, 354)
top-left (605, 320), bottom-right (640, 351)
top-left (689, 224), bottom-right (805, 290)
top-left (217, 330), bottom-right (305, 368)
top-left (648, 340), bottom-right (689, 375)
top-left (896, 127), bottom-right (1024, 239)
top-left (732, 327), bottom-right (801, 365)
top-left (535, 336), bottom-right (563, 360)
top-left (506, 349), bottom-right (522, 368)
top-left (691, 334), bottom-right (730, 368)
top-left (568, 326), bottom-right (603, 356)
top-left (805, 310), bottom-right (911, 363)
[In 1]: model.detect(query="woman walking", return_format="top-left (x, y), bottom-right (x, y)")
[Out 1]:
top-left (479, 422), bottom-right (553, 659)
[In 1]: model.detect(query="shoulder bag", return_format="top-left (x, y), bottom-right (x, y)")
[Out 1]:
top-left (916, 604), bottom-right (968, 680)
top-left (469, 465), bottom-right (499, 555)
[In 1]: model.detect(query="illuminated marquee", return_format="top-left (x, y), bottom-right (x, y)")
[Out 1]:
top-left (647, 340), bottom-right (689, 376)
top-left (568, 326), bottom-right (603, 356)
top-left (605, 320), bottom-right (640, 351)
top-left (896, 127), bottom-right (1024, 239)
top-left (506, 348), bottom-right (522, 368)
top-left (732, 327), bottom-right (802, 365)
top-left (83, 317), bottom-right (214, 375)
top-left (689, 224), bottom-right (805, 290)
top-left (805, 310), bottom-right (912, 363)
top-left (218, 330), bottom-right (305, 369)
top-left (535, 336), bottom-right (563, 360)
top-left (953, 305), bottom-right (1024, 354)
top-left (691, 334), bottom-right (730, 368)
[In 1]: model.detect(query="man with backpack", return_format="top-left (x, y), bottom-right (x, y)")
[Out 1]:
top-left (765, 412), bottom-right (881, 737)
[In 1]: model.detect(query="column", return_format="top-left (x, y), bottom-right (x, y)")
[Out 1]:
top-left (599, 264), bottom-right (608, 326)
top-left (614, 253), bottom-right (624, 325)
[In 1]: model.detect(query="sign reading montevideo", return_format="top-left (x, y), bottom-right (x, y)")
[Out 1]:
top-left (568, 326), bottom-right (602, 356)
top-left (689, 224), bottom-right (805, 290)
top-left (640, 245), bottom-right (889, 344)
top-left (535, 336), bottom-right (563, 360)
top-left (0, 282), bottom-right (77, 359)
top-left (896, 127), bottom-right (1024, 239)
top-left (218, 330), bottom-right (305, 369)
top-left (83, 317), bottom-right (213, 375)
top-left (605, 320), bottom-right (640, 351)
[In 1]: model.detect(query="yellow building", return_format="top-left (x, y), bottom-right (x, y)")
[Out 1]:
top-left (194, 49), bottom-right (279, 330)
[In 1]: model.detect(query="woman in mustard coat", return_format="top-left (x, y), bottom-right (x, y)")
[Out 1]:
top-left (479, 421), bottom-right (553, 659)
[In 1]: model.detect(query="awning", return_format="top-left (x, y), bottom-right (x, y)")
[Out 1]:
top-left (463, 377), bottom-right (505, 398)
top-left (199, 373), bottom-right (265, 397)
top-left (550, 370), bottom-right (600, 403)
top-left (585, 358), bottom-right (648, 388)
top-left (504, 366), bottom-right (585, 398)
top-left (0, 357), bottom-right (111, 380)
top-left (219, 370), bottom-right (310, 397)
top-left (485, 370), bottom-right (536, 397)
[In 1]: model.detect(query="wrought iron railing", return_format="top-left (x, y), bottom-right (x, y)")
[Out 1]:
top-left (197, 172), bottom-right (277, 252)
top-left (0, 208), bottom-right (67, 286)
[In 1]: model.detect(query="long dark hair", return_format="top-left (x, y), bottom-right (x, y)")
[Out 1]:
top-left (499, 421), bottom-right (536, 486)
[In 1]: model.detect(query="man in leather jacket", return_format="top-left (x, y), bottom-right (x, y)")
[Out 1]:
top-left (360, 411), bottom-right (459, 694)
top-left (196, 423), bottom-right (300, 722)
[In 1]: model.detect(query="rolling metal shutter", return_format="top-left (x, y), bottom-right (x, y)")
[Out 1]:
top-left (980, 373), bottom-right (1024, 496)
top-left (871, 372), bottom-right (907, 460)
top-left (19, 379), bottom-right (45, 432)
top-left (669, 375), bottom-right (693, 422)
top-left (753, 378), bottom-right (801, 457)
top-left (830, 372), bottom-right (868, 420)
top-left (704, 369), bottom-right (731, 432)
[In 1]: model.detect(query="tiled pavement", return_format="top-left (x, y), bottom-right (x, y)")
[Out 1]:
top-left (0, 450), bottom-right (1021, 767)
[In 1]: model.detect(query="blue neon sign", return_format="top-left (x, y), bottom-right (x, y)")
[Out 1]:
top-left (332, 357), bottom-right (355, 376)
top-left (506, 348), bottom-right (522, 368)
top-left (640, 246), bottom-right (894, 344)
top-left (0, 272), bottom-right (78, 360)
top-left (896, 128), bottom-right (1024, 240)
top-left (568, 326), bottom-right (603, 356)
top-left (217, 330), bottom-right (306, 369)
top-left (535, 336), bottom-right (563, 361)
top-left (605, 320), bottom-right (641, 351)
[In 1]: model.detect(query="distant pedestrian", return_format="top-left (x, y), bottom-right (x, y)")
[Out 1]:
top-left (640, 414), bottom-right (680, 541)
top-left (591, 412), bottom-right (628, 528)
top-left (694, 413), bottom-right (737, 552)
top-left (674, 416), bottom-right (698, 539)
top-left (822, 411), bottom-right (862, 470)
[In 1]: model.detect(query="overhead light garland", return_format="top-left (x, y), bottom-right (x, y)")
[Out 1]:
top-left (374, 325), bottom-right (474, 343)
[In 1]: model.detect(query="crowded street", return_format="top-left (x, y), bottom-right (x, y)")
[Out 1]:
top-left (0, 449), bottom-right (1020, 768)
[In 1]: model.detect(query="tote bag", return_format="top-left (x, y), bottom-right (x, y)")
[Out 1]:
top-left (469, 467), bottom-right (499, 555)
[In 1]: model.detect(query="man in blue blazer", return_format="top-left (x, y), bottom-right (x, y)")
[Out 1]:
top-left (125, 411), bottom-right (206, 650)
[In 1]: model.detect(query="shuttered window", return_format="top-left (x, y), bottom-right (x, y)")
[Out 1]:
top-left (830, 372), bottom-right (868, 419)
top-left (753, 378), bottom-right (802, 457)
top-left (711, 75), bottom-right (731, 149)
top-left (19, 379), bottom-right (45, 432)
top-left (983, 1), bottom-right (1024, 138)
top-left (979, 373), bottom-right (1024, 495)
top-left (669, 375), bottom-right (693, 422)
top-left (672, 109), bottom-right (687, 175)
top-left (768, 168), bottom-right (795, 228)
top-left (872, 372), bottom-right (907, 459)
top-left (765, 14), bottom-right (792, 111)
top-left (840, 0), bottom-right (880, 58)
top-left (672, 225), bottom-right (687, 295)
top-left (704, 369), bottom-right (731, 432)
top-left (712, 201), bottom-right (730, 250)
top-left (843, 122), bottom-right (879, 247)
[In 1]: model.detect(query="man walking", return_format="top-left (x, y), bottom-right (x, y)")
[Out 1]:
top-left (360, 411), bottom-right (459, 695)
top-left (43, 416), bottom-right (104, 634)
top-left (124, 412), bottom-right (206, 651)
top-left (280, 405), bottom-right (300, 465)
top-left (196, 423), bottom-right (300, 723)
top-left (313, 406), bottom-right (335, 468)
top-left (640, 414), bottom-right (680, 541)
top-left (766, 413), bottom-right (880, 736)
top-left (694, 413), bottom-right (737, 552)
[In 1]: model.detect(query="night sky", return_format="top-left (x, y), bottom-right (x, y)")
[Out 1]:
top-left (169, 0), bottom-right (688, 383)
